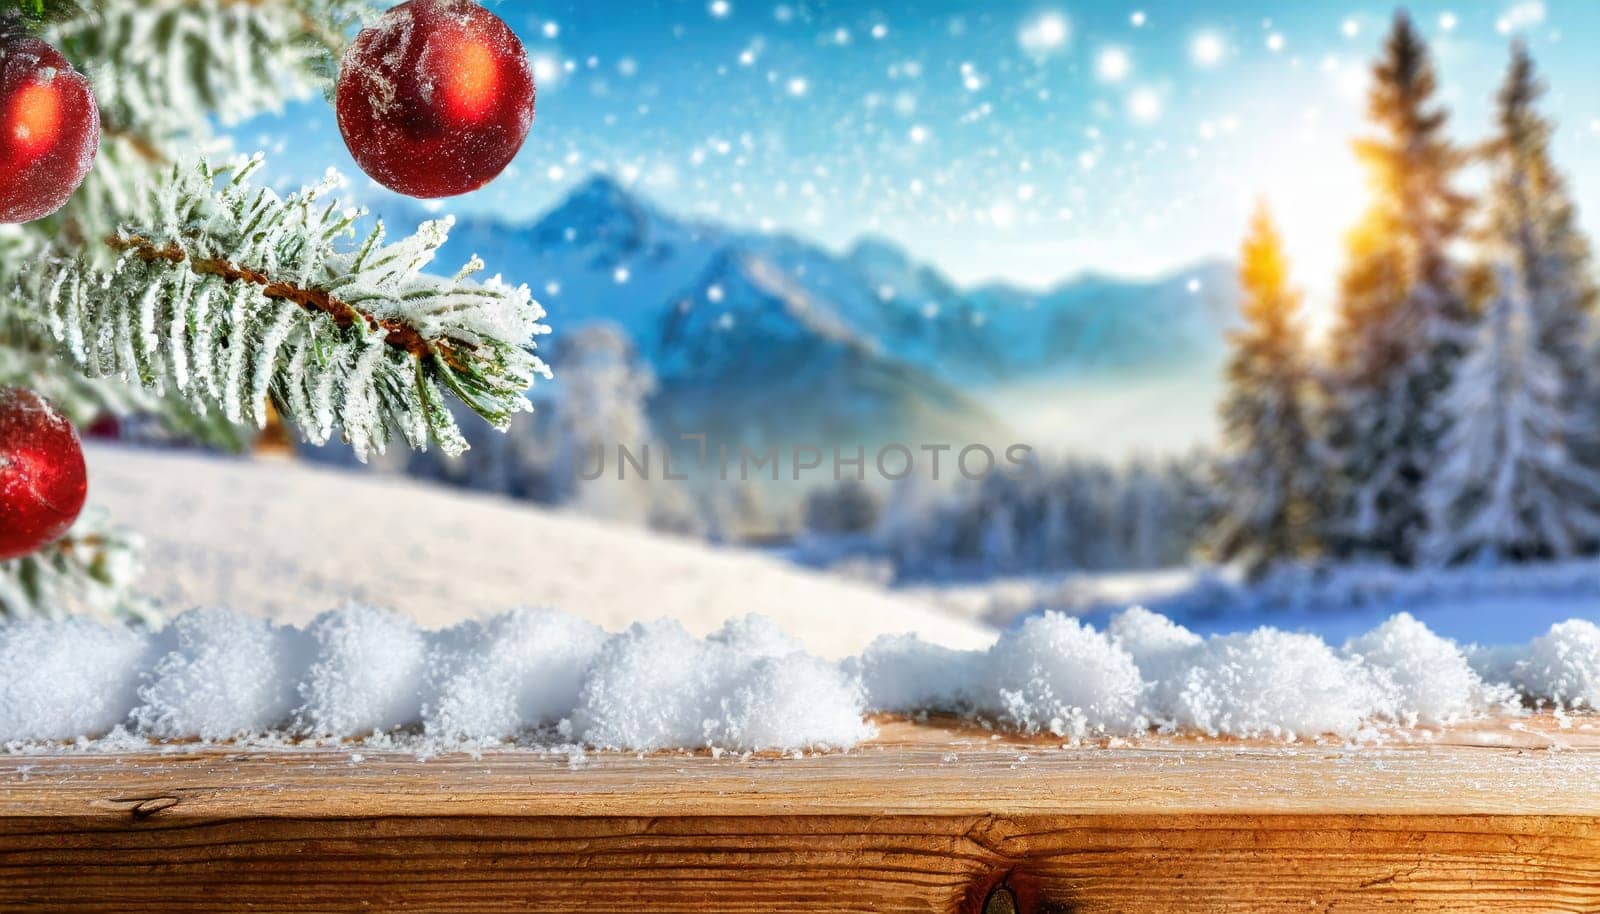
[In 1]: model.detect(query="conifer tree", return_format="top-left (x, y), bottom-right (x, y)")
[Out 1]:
top-left (1421, 266), bottom-right (1584, 563)
top-left (1421, 44), bottom-right (1600, 563)
top-left (1320, 12), bottom-right (1473, 564)
top-left (1490, 44), bottom-right (1598, 416)
top-left (1208, 204), bottom-right (1318, 574)
top-left (545, 324), bottom-right (657, 524)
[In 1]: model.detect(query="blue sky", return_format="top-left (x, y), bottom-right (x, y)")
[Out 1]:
top-left (234, 0), bottom-right (1600, 325)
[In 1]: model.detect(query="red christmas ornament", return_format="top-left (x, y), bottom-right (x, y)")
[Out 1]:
top-left (0, 388), bottom-right (87, 562)
top-left (0, 37), bottom-right (100, 224)
top-left (335, 0), bottom-right (535, 199)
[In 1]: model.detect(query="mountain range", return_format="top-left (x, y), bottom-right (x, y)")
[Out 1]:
top-left (410, 175), bottom-right (1241, 451)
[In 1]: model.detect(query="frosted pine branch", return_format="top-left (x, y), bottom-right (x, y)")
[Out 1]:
top-left (47, 0), bottom-right (366, 143)
top-left (0, 509), bottom-right (157, 624)
top-left (0, 334), bottom-right (156, 424)
top-left (38, 0), bottom-right (371, 248)
top-left (0, 1), bottom-right (375, 418)
top-left (26, 157), bottom-right (550, 461)
top-left (3, 271), bottom-right (251, 450)
top-left (0, 1), bottom-right (377, 624)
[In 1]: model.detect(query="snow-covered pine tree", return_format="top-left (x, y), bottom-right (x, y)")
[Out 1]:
top-left (1420, 265), bottom-right (1585, 563)
top-left (1420, 44), bottom-right (1600, 563)
top-left (1208, 203), bottom-right (1319, 575)
top-left (1319, 12), bottom-right (1474, 564)
top-left (1488, 45), bottom-right (1600, 430)
top-left (1498, 45), bottom-right (1600, 536)
top-left (803, 479), bottom-right (881, 537)
top-left (0, 1), bottom-right (547, 619)
top-left (544, 324), bottom-right (656, 524)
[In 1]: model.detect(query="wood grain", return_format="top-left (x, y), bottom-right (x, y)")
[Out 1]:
top-left (3, 715), bottom-right (1600, 913)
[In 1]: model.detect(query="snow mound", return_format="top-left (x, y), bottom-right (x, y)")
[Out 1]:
top-left (1151, 627), bottom-right (1385, 739)
top-left (0, 618), bottom-right (150, 743)
top-left (425, 608), bottom-right (607, 741)
top-left (0, 608), bottom-right (872, 751)
top-left (842, 608), bottom-right (1545, 743)
top-left (571, 619), bottom-right (714, 750)
top-left (847, 633), bottom-right (985, 713)
top-left (573, 616), bottom-right (871, 752)
top-left (296, 605), bottom-right (429, 737)
top-left (855, 611), bottom-right (1154, 741)
top-left (1115, 609), bottom-right (1517, 738)
top-left (1344, 612), bottom-right (1511, 726)
top-left (134, 608), bottom-right (307, 739)
top-left (4, 608), bottom-right (1599, 750)
top-left (1107, 605), bottom-right (1203, 674)
top-left (989, 612), bottom-right (1148, 740)
top-left (850, 613), bottom-right (1154, 740)
top-left (1515, 619), bottom-right (1600, 709)
top-left (720, 652), bottom-right (873, 752)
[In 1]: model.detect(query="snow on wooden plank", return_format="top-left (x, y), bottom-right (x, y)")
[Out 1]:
top-left (2, 715), bottom-right (1599, 912)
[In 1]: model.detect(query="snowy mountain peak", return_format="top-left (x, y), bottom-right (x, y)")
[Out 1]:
top-left (846, 236), bottom-right (916, 274)
top-left (409, 174), bottom-right (1239, 449)
top-left (648, 252), bottom-right (1005, 446)
top-left (658, 249), bottom-right (873, 382)
top-left (529, 173), bottom-right (677, 258)
top-left (560, 173), bottom-right (644, 219)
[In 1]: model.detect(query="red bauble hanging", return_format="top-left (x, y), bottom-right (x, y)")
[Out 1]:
top-left (0, 388), bottom-right (88, 561)
top-left (0, 37), bottom-right (100, 224)
top-left (335, 0), bottom-right (535, 199)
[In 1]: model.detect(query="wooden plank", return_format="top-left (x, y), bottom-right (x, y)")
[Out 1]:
top-left (2, 715), bottom-right (1599, 913)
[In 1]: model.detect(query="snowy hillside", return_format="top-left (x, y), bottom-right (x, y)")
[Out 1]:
top-left (913, 561), bottom-right (1600, 647)
top-left (85, 445), bottom-right (995, 659)
top-left (408, 175), bottom-right (1240, 449)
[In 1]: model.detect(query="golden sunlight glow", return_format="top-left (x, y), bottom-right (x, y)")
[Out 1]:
top-left (1255, 140), bottom-right (1369, 340)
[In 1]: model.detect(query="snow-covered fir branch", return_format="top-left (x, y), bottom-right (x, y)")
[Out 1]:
top-left (1, 299), bottom-right (253, 450)
top-left (46, 0), bottom-right (365, 144)
top-left (0, 0), bottom-right (377, 411)
top-left (0, 509), bottom-right (156, 625)
top-left (25, 157), bottom-right (550, 461)
top-left (0, 2), bottom-right (381, 621)
top-left (35, 0), bottom-right (372, 253)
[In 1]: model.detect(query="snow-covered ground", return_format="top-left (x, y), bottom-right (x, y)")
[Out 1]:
top-left (14, 443), bottom-right (1589, 755)
top-left (87, 443), bottom-right (1600, 657)
top-left (84, 445), bottom-right (995, 658)
top-left (9, 449), bottom-right (1600, 752)
top-left (912, 561), bottom-right (1600, 645)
